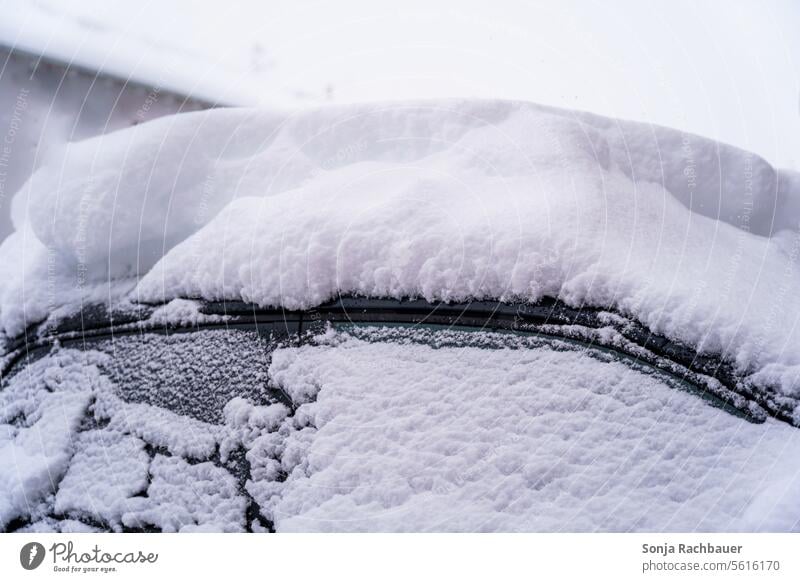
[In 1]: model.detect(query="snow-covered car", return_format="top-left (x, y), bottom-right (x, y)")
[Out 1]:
top-left (1, 101), bottom-right (799, 532)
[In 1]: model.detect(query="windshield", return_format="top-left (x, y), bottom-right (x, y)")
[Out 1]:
top-left (2, 320), bottom-right (796, 533)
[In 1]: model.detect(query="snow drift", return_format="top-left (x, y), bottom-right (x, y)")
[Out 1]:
top-left (2, 100), bottom-right (800, 400)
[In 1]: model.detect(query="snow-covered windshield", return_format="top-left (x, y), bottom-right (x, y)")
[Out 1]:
top-left (3, 324), bottom-right (797, 533)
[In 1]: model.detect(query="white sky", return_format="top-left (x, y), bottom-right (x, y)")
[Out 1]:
top-left (3, 0), bottom-right (799, 168)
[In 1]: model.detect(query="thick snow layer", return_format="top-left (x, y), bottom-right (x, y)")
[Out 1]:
top-left (3, 101), bottom-right (800, 398)
top-left (135, 102), bottom-right (800, 398)
top-left (263, 328), bottom-right (800, 532)
top-left (14, 102), bottom-right (797, 276)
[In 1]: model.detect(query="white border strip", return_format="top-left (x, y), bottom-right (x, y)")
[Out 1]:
top-left (1, 533), bottom-right (797, 581)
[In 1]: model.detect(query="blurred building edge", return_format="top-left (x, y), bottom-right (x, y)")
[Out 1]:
top-left (0, 43), bottom-right (218, 242)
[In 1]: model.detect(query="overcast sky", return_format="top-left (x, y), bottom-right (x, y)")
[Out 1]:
top-left (2, 0), bottom-right (799, 169)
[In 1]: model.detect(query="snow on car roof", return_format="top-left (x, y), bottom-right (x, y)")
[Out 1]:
top-left (2, 99), bottom-right (799, 406)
